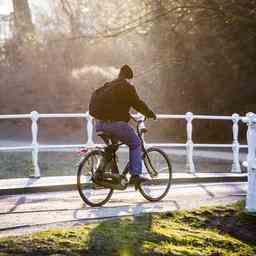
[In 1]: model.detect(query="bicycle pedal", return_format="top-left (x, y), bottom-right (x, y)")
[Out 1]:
top-left (95, 176), bottom-right (128, 190)
top-left (92, 183), bottom-right (104, 189)
top-left (102, 173), bottom-right (119, 179)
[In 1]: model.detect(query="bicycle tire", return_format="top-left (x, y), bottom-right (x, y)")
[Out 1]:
top-left (139, 147), bottom-right (172, 202)
top-left (77, 150), bottom-right (113, 207)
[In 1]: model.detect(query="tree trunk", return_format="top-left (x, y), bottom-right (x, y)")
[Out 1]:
top-left (12, 0), bottom-right (34, 39)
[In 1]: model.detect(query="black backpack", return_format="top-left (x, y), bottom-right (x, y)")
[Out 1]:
top-left (89, 82), bottom-right (115, 120)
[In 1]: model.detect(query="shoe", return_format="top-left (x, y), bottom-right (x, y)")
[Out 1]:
top-left (129, 175), bottom-right (151, 190)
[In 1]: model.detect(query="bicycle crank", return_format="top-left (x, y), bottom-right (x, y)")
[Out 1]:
top-left (93, 174), bottom-right (129, 190)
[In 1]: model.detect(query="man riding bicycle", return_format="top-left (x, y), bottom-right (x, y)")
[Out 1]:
top-left (89, 64), bottom-right (156, 187)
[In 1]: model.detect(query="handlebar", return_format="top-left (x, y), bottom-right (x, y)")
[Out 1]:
top-left (130, 113), bottom-right (148, 135)
top-left (130, 113), bottom-right (146, 123)
top-left (130, 112), bottom-right (157, 135)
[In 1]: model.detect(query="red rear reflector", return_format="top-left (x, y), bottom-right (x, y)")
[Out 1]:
top-left (78, 148), bottom-right (88, 155)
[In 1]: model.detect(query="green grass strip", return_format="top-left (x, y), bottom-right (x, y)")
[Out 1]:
top-left (0, 201), bottom-right (255, 256)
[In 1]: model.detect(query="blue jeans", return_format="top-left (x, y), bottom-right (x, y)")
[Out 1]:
top-left (95, 121), bottom-right (142, 175)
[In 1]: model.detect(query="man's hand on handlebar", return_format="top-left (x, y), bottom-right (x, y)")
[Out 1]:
top-left (130, 112), bottom-right (157, 122)
top-left (147, 111), bottom-right (157, 120)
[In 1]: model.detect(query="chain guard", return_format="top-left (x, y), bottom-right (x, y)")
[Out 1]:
top-left (93, 174), bottom-right (129, 190)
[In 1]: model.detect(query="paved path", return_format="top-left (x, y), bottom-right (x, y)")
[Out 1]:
top-left (0, 172), bottom-right (247, 195)
top-left (0, 182), bottom-right (246, 237)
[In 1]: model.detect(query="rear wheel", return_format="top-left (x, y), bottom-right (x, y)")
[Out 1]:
top-left (77, 150), bottom-right (113, 207)
top-left (139, 147), bottom-right (172, 201)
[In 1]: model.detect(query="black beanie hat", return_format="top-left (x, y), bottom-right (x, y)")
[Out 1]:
top-left (119, 64), bottom-right (133, 79)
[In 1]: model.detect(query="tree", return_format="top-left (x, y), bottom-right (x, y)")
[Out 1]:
top-left (12, 0), bottom-right (34, 39)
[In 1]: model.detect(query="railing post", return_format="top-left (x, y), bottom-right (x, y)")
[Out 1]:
top-left (185, 112), bottom-right (195, 173)
top-left (231, 113), bottom-right (241, 173)
top-left (244, 112), bottom-right (256, 212)
top-left (30, 111), bottom-right (40, 178)
top-left (86, 111), bottom-right (94, 145)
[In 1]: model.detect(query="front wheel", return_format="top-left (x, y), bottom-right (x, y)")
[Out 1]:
top-left (139, 147), bottom-right (172, 202)
top-left (77, 150), bottom-right (113, 207)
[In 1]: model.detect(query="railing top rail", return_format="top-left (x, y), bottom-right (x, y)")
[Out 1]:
top-left (157, 114), bottom-right (245, 121)
top-left (39, 113), bottom-right (88, 118)
top-left (194, 115), bottom-right (233, 120)
top-left (0, 112), bottom-right (246, 121)
top-left (0, 114), bottom-right (31, 119)
top-left (0, 113), bottom-right (89, 119)
top-left (157, 114), bottom-right (186, 119)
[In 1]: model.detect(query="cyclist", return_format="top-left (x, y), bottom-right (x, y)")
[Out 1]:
top-left (89, 64), bottom-right (156, 187)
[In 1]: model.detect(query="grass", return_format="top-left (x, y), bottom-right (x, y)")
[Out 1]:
top-left (0, 201), bottom-right (255, 255)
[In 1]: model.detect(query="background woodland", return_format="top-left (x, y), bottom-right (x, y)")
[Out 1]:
top-left (0, 0), bottom-right (255, 143)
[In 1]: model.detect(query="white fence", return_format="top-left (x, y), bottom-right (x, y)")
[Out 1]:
top-left (1, 110), bottom-right (256, 212)
top-left (244, 113), bottom-right (256, 212)
top-left (0, 111), bottom-right (248, 177)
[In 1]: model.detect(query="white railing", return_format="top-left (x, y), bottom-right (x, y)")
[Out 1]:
top-left (0, 111), bottom-right (94, 177)
top-left (0, 111), bottom-right (248, 178)
top-left (155, 112), bottom-right (245, 174)
top-left (242, 113), bottom-right (256, 212)
top-left (1, 110), bottom-right (255, 212)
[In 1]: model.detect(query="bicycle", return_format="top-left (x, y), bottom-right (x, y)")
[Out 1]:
top-left (77, 116), bottom-right (172, 207)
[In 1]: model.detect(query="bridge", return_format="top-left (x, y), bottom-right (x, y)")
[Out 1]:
top-left (0, 111), bottom-right (250, 176)
top-left (0, 111), bottom-right (256, 236)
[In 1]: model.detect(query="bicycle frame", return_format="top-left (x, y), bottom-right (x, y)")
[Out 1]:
top-left (77, 118), bottom-right (172, 205)
top-left (102, 118), bottom-right (154, 177)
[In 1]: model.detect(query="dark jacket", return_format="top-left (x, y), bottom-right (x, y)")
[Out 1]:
top-left (98, 78), bottom-right (155, 122)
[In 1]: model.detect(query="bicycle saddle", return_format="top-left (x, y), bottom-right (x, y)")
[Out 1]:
top-left (97, 131), bottom-right (121, 147)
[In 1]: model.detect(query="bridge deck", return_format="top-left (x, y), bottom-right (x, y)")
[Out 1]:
top-left (0, 172), bottom-right (247, 195)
